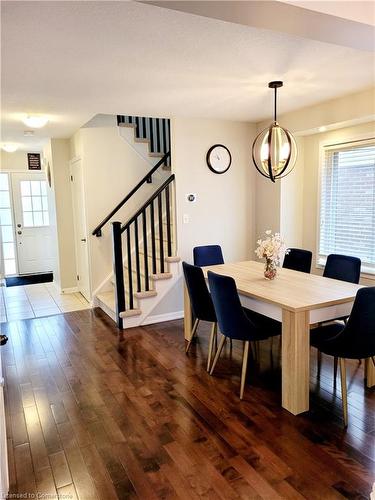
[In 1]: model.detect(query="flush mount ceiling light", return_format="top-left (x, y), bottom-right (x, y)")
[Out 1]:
top-left (252, 81), bottom-right (297, 182)
top-left (2, 144), bottom-right (18, 153)
top-left (22, 115), bottom-right (49, 128)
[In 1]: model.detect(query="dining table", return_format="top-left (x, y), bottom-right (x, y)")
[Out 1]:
top-left (183, 260), bottom-right (374, 415)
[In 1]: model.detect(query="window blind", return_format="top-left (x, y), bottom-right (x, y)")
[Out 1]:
top-left (319, 140), bottom-right (375, 270)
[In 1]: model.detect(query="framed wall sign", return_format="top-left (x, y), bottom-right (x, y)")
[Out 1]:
top-left (28, 153), bottom-right (41, 170)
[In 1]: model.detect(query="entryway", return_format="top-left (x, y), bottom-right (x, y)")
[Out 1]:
top-left (0, 171), bottom-right (54, 278)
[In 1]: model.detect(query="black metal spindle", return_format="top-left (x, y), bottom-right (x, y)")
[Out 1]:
top-left (158, 193), bottom-right (164, 273)
top-left (150, 118), bottom-right (155, 152)
top-left (134, 219), bottom-right (141, 293)
top-left (156, 119), bottom-right (161, 153)
top-left (112, 222), bottom-right (125, 329)
top-left (126, 227), bottom-right (134, 309)
top-left (150, 200), bottom-right (157, 274)
top-left (165, 185), bottom-right (172, 257)
top-left (142, 209), bottom-right (149, 291)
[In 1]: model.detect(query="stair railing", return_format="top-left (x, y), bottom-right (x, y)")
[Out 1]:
top-left (112, 174), bottom-right (175, 329)
top-left (92, 152), bottom-right (170, 237)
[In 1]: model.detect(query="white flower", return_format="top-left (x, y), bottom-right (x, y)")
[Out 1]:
top-left (254, 230), bottom-right (286, 266)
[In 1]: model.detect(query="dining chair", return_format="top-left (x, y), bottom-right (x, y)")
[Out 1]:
top-left (182, 262), bottom-right (217, 371)
top-left (283, 248), bottom-right (312, 274)
top-left (193, 245), bottom-right (224, 267)
top-left (207, 270), bottom-right (281, 399)
top-left (323, 254), bottom-right (361, 284)
top-left (310, 287), bottom-right (375, 426)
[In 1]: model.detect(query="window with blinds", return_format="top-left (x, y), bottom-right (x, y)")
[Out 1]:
top-left (319, 140), bottom-right (375, 272)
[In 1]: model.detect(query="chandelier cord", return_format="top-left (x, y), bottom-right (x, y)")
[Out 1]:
top-left (274, 87), bottom-right (277, 122)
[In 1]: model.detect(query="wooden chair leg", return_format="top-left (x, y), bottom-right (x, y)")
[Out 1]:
top-left (207, 323), bottom-right (217, 372)
top-left (209, 335), bottom-right (226, 375)
top-left (339, 358), bottom-right (348, 427)
top-left (240, 341), bottom-right (250, 400)
top-left (186, 319), bottom-right (199, 353)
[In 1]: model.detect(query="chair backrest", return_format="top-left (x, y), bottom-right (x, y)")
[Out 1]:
top-left (283, 248), bottom-right (312, 273)
top-left (207, 271), bottom-right (255, 340)
top-left (341, 287), bottom-right (375, 358)
top-left (182, 262), bottom-right (216, 322)
top-left (193, 245), bottom-right (224, 267)
top-left (323, 254), bottom-right (361, 284)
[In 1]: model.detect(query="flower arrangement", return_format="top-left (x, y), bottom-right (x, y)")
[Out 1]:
top-left (255, 230), bottom-right (287, 279)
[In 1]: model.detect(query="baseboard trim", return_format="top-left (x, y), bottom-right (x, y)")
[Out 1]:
top-left (61, 286), bottom-right (79, 294)
top-left (141, 310), bottom-right (183, 326)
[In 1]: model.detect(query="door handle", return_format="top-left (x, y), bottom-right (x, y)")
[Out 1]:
top-left (81, 238), bottom-right (87, 242)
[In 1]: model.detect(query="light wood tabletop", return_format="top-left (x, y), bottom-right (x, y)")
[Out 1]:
top-left (183, 260), bottom-right (374, 416)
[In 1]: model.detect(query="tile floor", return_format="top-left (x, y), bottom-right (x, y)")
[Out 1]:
top-left (0, 282), bottom-right (90, 322)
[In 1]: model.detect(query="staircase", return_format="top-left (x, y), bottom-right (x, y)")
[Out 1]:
top-left (93, 115), bottom-right (180, 329)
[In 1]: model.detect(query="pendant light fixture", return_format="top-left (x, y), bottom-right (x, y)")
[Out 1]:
top-left (252, 81), bottom-right (297, 182)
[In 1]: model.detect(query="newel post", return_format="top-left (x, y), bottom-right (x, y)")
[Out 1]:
top-left (112, 221), bottom-right (125, 329)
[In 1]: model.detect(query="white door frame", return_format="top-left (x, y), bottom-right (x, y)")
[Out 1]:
top-left (69, 157), bottom-right (92, 301)
top-left (11, 171), bottom-right (55, 275)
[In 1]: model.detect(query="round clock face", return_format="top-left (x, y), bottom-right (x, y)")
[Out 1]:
top-left (206, 144), bottom-right (232, 174)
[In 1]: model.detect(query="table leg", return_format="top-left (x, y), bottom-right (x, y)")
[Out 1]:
top-left (184, 283), bottom-right (193, 341)
top-left (365, 358), bottom-right (375, 388)
top-left (282, 309), bottom-right (310, 415)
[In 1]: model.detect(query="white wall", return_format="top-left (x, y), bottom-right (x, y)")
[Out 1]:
top-left (43, 139), bottom-right (77, 291)
top-left (172, 117), bottom-right (256, 262)
top-left (1, 151), bottom-right (31, 171)
top-left (71, 126), bottom-right (163, 295)
top-left (151, 117), bottom-right (257, 316)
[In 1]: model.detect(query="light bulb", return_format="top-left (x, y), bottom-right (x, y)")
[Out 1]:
top-left (22, 115), bottom-right (49, 128)
top-left (2, 144), bottom-right (18, 153)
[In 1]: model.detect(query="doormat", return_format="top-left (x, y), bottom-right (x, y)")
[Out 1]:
top-left (5, 273), bottom-right (53, 287)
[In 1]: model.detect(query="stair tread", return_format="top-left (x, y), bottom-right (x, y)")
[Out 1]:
top-left (119, 309), bottom-right (142, 318)
top-left (151, 272), bottom-right (173, 280)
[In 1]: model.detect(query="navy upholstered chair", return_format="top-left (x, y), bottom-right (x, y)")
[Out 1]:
top-left (207, 271), bottom-right (281, 399)
top-left (182, 262), bottom-right (217, 371)
top-left (193, 245), bottom-right (224, 267)
top-left (323, 254), bottom-right (361, 284)
top-left (311, 287), bottom-right (375, 426)
top-left (283, 248), bottom-right (312, 274)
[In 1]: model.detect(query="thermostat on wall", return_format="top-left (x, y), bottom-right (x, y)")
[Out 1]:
top-left (186, 193), bottom-right (197, 203)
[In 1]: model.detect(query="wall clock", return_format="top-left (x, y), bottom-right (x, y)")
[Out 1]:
top-left (206, 144), bottom-right (232, 174)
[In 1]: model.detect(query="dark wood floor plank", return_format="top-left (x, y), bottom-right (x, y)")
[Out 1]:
top-left (3, 308), bottom-right (374, 500)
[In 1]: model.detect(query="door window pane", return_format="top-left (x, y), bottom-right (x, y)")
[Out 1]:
top-left (3, 242), bottom-right (14, 259)
top-left (21, 181), bottom-right (31, 196)
top-left (21, 180), bottom-right (50, 227)
top-left (0, 173), bottom-right (9, 191)
top-left (0, 208), bottom-right (12, 225)
top-left (31, 181), bottom-right (41, 196)
top-left (32, 197), bottom-right (42, 211)
top-left (1, 226), bottom-right (14, 243)
top-left (22, 196), bottom-right (32, 212)
top-left (0, 191), bottom-right (10, 208)
top-left (33, 211), bottom-right (43, 226)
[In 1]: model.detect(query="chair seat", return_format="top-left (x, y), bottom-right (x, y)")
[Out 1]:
top-left (310, 322), bottom-right (372, 359)
top-left (244, 309), bottom-right (281, 339)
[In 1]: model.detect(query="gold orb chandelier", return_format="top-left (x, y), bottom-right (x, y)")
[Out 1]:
top-left (252, 81), bottom-right (297, 182)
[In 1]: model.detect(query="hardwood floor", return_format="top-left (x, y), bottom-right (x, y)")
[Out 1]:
top-left (1, 309), bottom-right (374, 499)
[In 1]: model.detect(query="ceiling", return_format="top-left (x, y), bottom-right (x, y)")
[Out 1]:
top-left (1, 0), bottom-right (374, 151)
top-left (278, 1), bottom-right (375, 26)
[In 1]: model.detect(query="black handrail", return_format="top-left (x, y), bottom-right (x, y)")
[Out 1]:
top-left (121, 174), bottom-right (175, 233)
top-left (92, 151), bottom-right (170, 237)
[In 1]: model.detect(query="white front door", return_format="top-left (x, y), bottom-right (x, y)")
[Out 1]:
top-left (11, 172), bottom-right (54, 275)
top-left (70, 158), bottom-right (91, 301)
